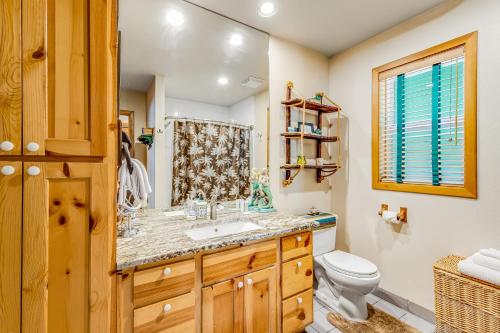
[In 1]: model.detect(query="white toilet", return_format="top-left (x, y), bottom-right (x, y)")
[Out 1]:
top-left (313, 226), bottom-right (381, 322)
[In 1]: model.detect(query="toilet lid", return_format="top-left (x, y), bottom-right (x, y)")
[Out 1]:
top-left (323, 251), bottom-right (378, 278)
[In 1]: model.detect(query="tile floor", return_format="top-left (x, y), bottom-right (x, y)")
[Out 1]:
top-left (306, 294), bottom-right (435, 333)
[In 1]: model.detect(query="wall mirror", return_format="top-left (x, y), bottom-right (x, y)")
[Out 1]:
top-left (118, 0), bottom-right (270, 209)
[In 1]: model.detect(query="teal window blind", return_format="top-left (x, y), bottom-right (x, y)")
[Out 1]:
top-left (379, 49), bottom-right (465, 186)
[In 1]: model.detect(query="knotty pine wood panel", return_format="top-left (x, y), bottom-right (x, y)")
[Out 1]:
top-left (201, 277), bottom-right (244, 333)
top-left (202, 240), bottom-right (276, 285)
top-left (22, 162), bottom-right (112, 333)
top-left (244, 267), bottom-right (277, 333)
top-left (134, 259), bottom-right (195, 308)
top-left (23, 0), bottom-right (108, 156)
top-left (0, 162), bottom-right (22, 332)
top-left (281, 255), bottom-right (313, 299)
top-left (134, 291), bottom-right (195, 333)
top-left (281, 231), bottom-right (312, 262)
top-left (282, 289), bottom-right (313, 333)
top-left (0, 0), bottom-right (22, 156)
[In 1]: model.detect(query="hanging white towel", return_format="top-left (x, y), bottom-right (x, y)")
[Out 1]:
top-left (479, 248), bottom-right (500, 261)
top-left (118, 158), bottom-right (152, 209)
top-left (458, 257), bottom-right (500, 286)
top-left (472, 252), bottom-right (500, 272)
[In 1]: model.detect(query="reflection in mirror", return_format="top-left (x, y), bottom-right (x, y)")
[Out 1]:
top-left (118, 0), bottom-right (269, 210)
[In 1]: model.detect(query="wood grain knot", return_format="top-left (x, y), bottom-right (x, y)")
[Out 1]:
top-left (63, 163), bottom-right (70, 177)
top-left (298, 311), bottom-right (306, 320)
top-left (58, 216), bottom-right (66, 225)
top-left (247, 254), bottom-right (256, 269)
top-left (305, 269), bottom-right (312, 276)
top-left (32, 47), bottom-right (45, 60)
top-left (89, 215), bottom-right (97, 232)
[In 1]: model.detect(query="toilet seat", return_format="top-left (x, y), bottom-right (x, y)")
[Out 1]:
top-left (323, 251), bottom-right (379, 279)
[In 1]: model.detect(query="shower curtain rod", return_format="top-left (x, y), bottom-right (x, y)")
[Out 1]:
top-left (164, 116), bottom-right (254, 130)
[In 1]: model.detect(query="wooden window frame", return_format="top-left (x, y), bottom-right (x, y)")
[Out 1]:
top-left (372, 32), bottom-right (477, 198)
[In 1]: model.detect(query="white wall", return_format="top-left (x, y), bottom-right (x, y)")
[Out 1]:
top-left (328, 0), bottom-right (500, 310)
top-left (269, 37), bottom-right (332, 215)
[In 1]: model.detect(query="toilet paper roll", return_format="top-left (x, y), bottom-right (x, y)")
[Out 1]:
top-left (382, 210), bottom-right (400, 224)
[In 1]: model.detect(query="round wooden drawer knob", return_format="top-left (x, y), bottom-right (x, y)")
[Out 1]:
top-left (297, 297), bottom-right (303, 305)
top-left (247, 278), bottom-right (253, 286)
top-left (27, 166), bottom-right (41, 176)
top-left (237, 281), bottom-right (244, 289)
top-left (0, 141), bottom-right (14, 152)
top-left (296, 236), bottom-right (302, 242)
top-left (163, 303), bottom-right (172, 313)
top-left (1, 165), bottom-right (15, 176)
top-left (26, 142), bottom-right (40, 152)
top-left (297, 261), bottom-right (303, 268)
top-left (163, 267), bottom-right (172, 276)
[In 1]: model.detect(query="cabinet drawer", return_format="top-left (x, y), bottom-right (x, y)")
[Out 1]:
top-left (203, 240), bottom-right (276, 285)
top-left (134, 291), bottom-right (195, 333)
top-left (281, 231), bottom-right (312, 261)
top-left (282, 289), bottom-right (313, 333)
top-left (282, 255), bottom-right (313, 298)
top-left (134, 259), bottom-right (195, 308)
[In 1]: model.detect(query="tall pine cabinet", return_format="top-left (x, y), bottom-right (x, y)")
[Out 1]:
top-left (0, 0), bottom-right (117, 332)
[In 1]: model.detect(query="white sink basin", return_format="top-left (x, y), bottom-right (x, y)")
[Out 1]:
top-left (184, 221), bottom-right (264, 241)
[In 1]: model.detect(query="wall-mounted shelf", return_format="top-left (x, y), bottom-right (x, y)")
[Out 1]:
top-left (280, 132), bottom-right (339, 142)
top-left (281, 81), bottom-right (342, 186)
top-left (281, 98), bottom-right (340, 113)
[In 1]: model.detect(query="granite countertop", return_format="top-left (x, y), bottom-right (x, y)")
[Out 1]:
top-left (116, 207), bottom-right (323, 270)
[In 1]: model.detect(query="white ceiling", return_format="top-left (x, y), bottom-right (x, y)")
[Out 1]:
top-left (187, 0), bottom-right (446, 56)
top-left (119, 0), bottom-right (269, 106)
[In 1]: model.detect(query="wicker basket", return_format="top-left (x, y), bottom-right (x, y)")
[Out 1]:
top-left (434, 255), bottom-right (500, 333)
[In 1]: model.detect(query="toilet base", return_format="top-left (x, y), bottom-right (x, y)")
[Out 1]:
top-left (315, 281), bottom-right (369, 322)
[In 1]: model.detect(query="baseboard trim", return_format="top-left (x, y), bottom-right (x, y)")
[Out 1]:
top-left (372, 288), bottom-right (435, 324)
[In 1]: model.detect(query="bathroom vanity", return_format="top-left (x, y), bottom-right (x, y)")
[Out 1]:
top-left (116, 210), bottom-right (332, 333)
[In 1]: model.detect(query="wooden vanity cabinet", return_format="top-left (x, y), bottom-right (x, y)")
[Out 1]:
top-left (118, 233), bottom-right (314, 333)
top-left (280, 231), bottom-right (314, 333)
top-left (202, 267), bottom-right (277, 333)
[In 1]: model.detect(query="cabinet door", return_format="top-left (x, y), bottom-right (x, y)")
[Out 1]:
top-left (22, 162), bottom-right (112, 333)
top-left (22, 0), bottom-right (108, 156)
top-left (0, 0), bottom-right (22, 155)
top-left (0, 162), bottom-right (22, 332)
top-left (244, 267), bottom-right (277, 333)
top-left (202, 277), bottom-right (244, 333)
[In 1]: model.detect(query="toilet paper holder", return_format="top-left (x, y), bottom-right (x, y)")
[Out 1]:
top-left (378, 204), bottom-right (407, 223)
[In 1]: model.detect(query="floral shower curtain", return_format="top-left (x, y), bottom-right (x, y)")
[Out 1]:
top-left (172, 120), bottom-right (251, 206)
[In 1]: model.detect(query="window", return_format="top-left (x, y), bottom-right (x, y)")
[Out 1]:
top-left (372, 32), bottom-right (477, 198)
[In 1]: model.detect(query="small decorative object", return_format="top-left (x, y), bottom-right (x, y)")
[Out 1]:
top-left (249, 168), bottom-right (275, 213)
top-left (298, 121), bottom-right (314, 134)
top-left (249, 168), bottom-right (261, 208)
top-left (287, 126), bottom-right (298, 132)
top-left (307, 206), bottom-right (320, 216)
top-left (316, 158), bottom-right (324, 166)
top-left (297, 155), bottom-right (306, 166)
top-left (313, 128), bottom-right (322, 135)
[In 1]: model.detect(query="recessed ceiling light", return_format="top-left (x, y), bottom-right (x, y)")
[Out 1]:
top-left (166, 10), bottom-right (184, 27)
top-left (229, 33), bottom-right (243, 46)
top-left (258, 2), bottom-right (277, 17)
top-left (218, 76), bottom-right (229, 85)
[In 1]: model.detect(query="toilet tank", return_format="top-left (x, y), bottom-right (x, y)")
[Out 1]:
top-left (313, 226), bottom-right (336, 256)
